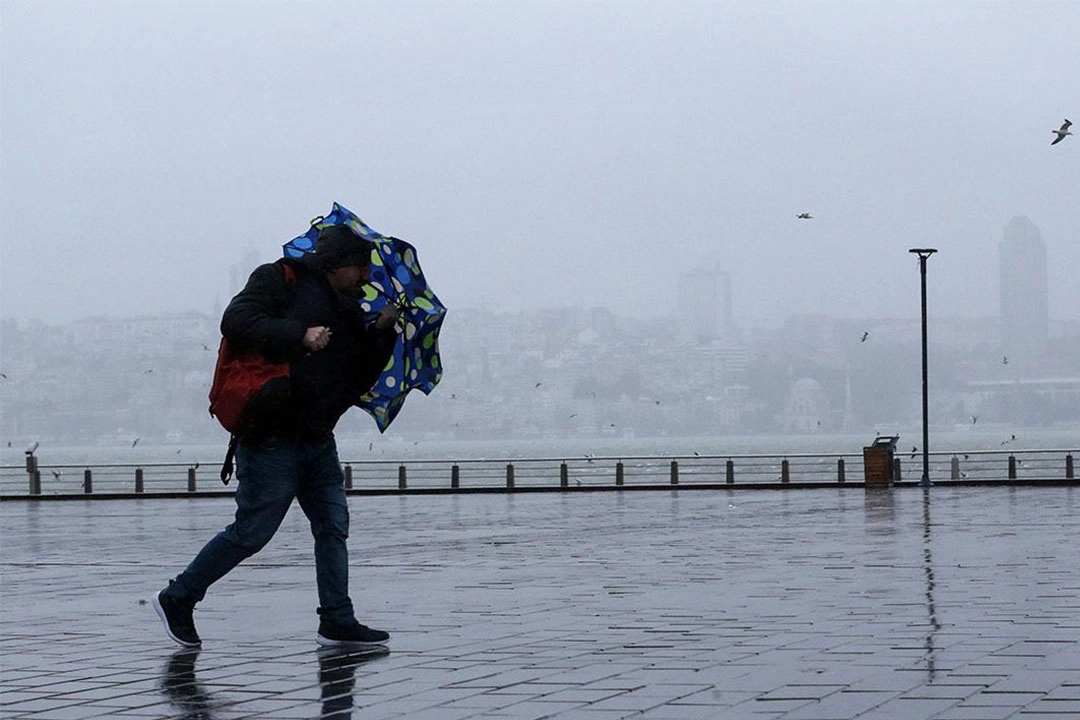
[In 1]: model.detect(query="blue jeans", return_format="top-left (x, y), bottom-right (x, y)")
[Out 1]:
top-left (165, 434), bottom-right (356, 625)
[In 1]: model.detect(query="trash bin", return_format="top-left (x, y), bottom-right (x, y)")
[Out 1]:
top-left (864, 435), bottom-right (898, 486)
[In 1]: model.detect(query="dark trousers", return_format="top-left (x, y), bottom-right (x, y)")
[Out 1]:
top-left (165, 435), bottom-right (355, 624)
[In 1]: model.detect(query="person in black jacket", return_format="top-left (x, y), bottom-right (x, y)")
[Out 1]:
top-left (154, 225), bottom-right (398, 649)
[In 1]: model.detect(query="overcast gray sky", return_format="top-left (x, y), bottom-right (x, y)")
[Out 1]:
top-left (1, 0), bottom-right (1077, 326)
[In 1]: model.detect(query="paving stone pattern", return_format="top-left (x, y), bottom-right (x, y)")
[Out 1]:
top-left (3, 486), bottom-right (1080, 719)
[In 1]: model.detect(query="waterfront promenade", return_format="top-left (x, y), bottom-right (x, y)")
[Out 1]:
top-left (3, 485), bottom-right (1080, 719)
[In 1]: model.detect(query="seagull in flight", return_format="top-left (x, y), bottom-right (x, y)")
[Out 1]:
top-left (796, 212), bottom-right (813, 220)
top-left (861, 331), bottom-right (869, 343)
top-left (1051, 118), bottom-right (1072, 145)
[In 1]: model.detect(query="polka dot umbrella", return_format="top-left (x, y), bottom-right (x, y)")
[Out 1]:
top-left (283, 202), bottom-right (446, 432)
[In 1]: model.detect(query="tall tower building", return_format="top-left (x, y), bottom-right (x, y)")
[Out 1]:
top-left (677, 265), bottom-right (732, 340)
top-left (999, 216), bottom-right (1048, 362)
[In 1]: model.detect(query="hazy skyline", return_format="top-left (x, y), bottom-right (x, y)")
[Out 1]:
top-left (2, 1), bottom-right (1077, 326)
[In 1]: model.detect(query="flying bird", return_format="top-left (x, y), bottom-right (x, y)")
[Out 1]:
top-left (1051, 118), bottom-right (1072, 145)
top-left (970, 415), bottom-right (977, 424)
top-left (796, 212), bottom-right (813, 219)
top-left (131, 437), bottom-right (140, 447)
top-left (861, 331), bottom-right (869, 343)
top-left (51, 470), bottom-right (62, 480)
top-left (910, 445), bottom-right (918, 459)
top-left (1002, 356), bottom-right (1009, 365)
top-left (534, 382), bottom-right (542, 389)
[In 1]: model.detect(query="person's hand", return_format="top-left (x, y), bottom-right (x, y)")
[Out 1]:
top-left (374, 305), bottom-right (400, 331)
top-left (303, 326), bottom-right (332, 352)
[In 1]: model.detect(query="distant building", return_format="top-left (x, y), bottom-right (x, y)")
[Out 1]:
top-left (999, 216), bottom-right (1048, 362)
top-left (677, 266), bottom-right (732, 340)
top-left (780, 377), bottom-right (829, 432)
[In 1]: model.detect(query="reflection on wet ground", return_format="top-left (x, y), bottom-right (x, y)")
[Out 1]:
top-left (4, 487), bottom-right (1080, 719)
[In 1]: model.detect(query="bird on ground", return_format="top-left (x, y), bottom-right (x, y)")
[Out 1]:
top-left (796, 213), bottom-right (813, 219)
top-left (1051, 118), bottom-right (1072, 145)
top-left (861, 331), bottom-right (869, 343)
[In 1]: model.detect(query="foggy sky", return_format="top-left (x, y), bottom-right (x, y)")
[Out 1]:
top-left (1, 0), bottom-right (1077, 327)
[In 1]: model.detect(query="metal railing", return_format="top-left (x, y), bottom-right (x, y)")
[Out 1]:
top-left (1, 448), bottom-right (1075, 499)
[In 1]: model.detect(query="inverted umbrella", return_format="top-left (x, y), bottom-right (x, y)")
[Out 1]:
top-left (283, 202), bottom-right (446, 431)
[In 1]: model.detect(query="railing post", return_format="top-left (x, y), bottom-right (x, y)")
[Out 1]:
top-left (726, 459), bottom-right (735, 484)
top-left (1008, 455), bottom-right (1017, 480)
top-left (837, 458), bottom-right (845, 484)
top-left (893, 457), bottom-right (902, 483)
top-left (670, 460), bottom-right (678, 485)
top-left (26, 454), bottom-right (38, 495)
top-left (398, 464), bottom-right (407, 490)
top-left (615, 461), bottom-right (624, 486)
top-left (781, 459), bottom-right (790, 484)
top-left (187, 467), bottom-right (196, 492)
top-left (451, 464), bottom-right (460, 489)
top-left (1067, 454), bottom-right (1075, 481)
top-left (344, 465), bottom-right (353, 489)
top-left (951, 455), bottom-right (960, 480)
top-left (506, 463), bottom-right (515, 489)
top-left (135, 468), bottom-right (144, 493)
top-left (83, 468), bottom-right (93, 494)
top-left (560, 462), bottom-right (568, 488)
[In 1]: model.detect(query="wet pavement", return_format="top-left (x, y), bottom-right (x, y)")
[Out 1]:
top-left (3, 485), bottom-right (1080, 719)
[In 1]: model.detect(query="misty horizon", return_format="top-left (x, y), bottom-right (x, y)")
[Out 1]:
top-left (1, 1), bottom-right (1077, 328)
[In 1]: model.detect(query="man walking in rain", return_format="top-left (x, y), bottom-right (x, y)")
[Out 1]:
top-left (153, 225), bottom-right (398, 649)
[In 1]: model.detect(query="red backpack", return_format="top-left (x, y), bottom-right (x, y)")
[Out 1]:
top-left (208, 263), bottom-right (296, 482)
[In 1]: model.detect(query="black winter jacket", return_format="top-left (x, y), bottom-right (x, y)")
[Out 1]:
top-left (221, 257), bottom-right (395, 439)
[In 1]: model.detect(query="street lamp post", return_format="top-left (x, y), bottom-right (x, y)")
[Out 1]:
top-left (909, 248), bottom-right (937, 486)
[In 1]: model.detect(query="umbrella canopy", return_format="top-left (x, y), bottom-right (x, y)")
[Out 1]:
top-left (283, 202), bottom-right (446, 431)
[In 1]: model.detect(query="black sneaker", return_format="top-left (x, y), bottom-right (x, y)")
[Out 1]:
top-left (316, 620), bottom-right (390, 648)
top-left (153, 587), bottom-right (201, 648)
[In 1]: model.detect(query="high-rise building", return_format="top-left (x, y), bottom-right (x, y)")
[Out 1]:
top-left (677, 265), bottom-right (732, 340)
top-left (999, 216), bottom-right (1048, 361)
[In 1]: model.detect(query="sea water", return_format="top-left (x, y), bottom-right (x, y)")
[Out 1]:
top-left (2, 427), bottom-right (1076, 469)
